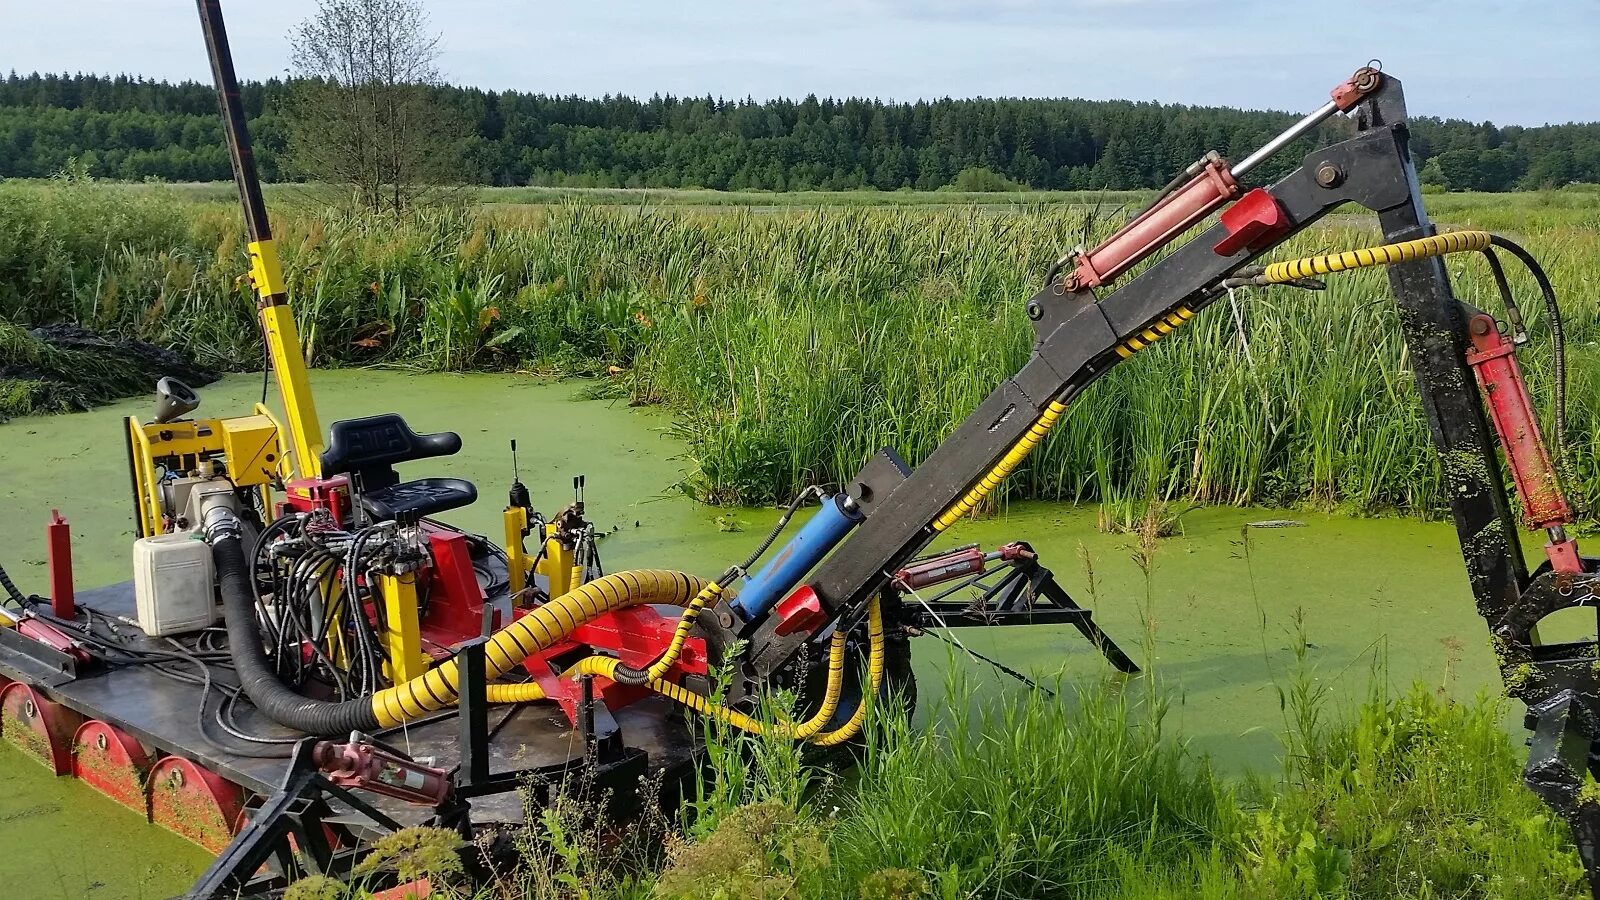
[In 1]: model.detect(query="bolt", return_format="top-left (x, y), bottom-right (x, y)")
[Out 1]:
top-left (1470, 317), bottom-right (1493, 336)
top-left (1315, 163), bottom-right (1344, 188)
top-left (170, 768), bottom-right (185, 788)
top-left (1026, 301), bottom-right (1044, 321)
top-left (96, 732), bottom-right (109, 751)
top-left (717, 610), bottom-right (735, 629)
top-left (22, 698), bottom-right (36, 718)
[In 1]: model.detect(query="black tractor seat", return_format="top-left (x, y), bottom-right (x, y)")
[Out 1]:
top-left (320, 414), bottom-right (478, 522)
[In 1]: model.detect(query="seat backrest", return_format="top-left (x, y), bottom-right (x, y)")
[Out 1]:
top-left (320, 414), bottom-right (462, 489)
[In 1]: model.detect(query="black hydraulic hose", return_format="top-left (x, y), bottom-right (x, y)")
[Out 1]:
top-left (213, 529), bottom-right (379, 736)
top-left (1476, 248), bottom-right (1527, 340)
top-left (1487, 235), bottom-right (1569, 476)
top-left (0, 563), bottom-right (27, 610)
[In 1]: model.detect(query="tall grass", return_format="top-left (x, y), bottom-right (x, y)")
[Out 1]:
top-left (3, 180), bottom-right (1596, 518)
top-left (394, 677), bottom-right (1577, 900)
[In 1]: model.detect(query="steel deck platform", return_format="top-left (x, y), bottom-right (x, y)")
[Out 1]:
top-left (0, 580), bottom-right (700, 825)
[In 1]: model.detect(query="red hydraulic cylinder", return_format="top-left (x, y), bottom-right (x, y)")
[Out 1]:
top-left (1464, 313), bottom-right (1583, 573)
top-left (1067, 154), bottom-right (1240, 290)
top-left (894, 545), bottom-right (987, 590)
top-left (47, 510), bottom-right (74, 619)
top-left (314, 738), bottom-right (453, 805)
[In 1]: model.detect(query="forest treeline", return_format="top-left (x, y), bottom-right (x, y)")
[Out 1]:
top-left (4, 72), bottom-right (1599, 192)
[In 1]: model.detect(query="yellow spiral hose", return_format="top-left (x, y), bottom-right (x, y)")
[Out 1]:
top-left (933, 400), bottom-right (1069, 532)
top-left (368, 569), bottom-right (707, 728)
top-left (482, 598), bottom-right (880, 745)
top-left (643, 581), bottom-right (724, 682)
top-left (1262, 230), bottom-right (1491, 284)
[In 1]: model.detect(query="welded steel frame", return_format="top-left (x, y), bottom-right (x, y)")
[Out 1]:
top-left (894, 551), bottom-right (1138, 674)
top-left (188, 640), bottom-right (651, 898)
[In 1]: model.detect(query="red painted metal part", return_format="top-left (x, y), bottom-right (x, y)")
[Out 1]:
top-left (521, 605), bottom-right (707, 723)
top-left (1548, 539), bottom-right (1585, 575)
top-left (1464, 313), bottom-right (1583, 574)
top-left (72, 719), bottom-right (153, 811)
top-left (1213, 188), bottom-right (1290, 257)
top-left (313, 738), bottom-right (453, 805)
top-left (373, 878), bottom-right (432, 900)
top-left (421, 527), bottom-right (493, 646)
top-left (280, 474), bottom-right (352, 524)
top-left (1331, 66), bottom-right (1383, 112)
top-left (1, 682), bottom-right (83, 774)
top-left (1465, 314), bottom-right (1574, 530)
top-left (1070, 156), bottom-right (1240, 290)
top-left (773, 585), bottom-right (827, 637)
top-left (149, 755), bottom-right (248, 853)
top-left (47, 510), bottom-right (74, 619)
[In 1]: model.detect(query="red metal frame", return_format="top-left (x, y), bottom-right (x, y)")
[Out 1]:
top-left (418, 527), bottom-right (493, 652)
top-left (1, 682), bottom-right (82, 774)
top-left (521, 605), bottom-right (708, 722)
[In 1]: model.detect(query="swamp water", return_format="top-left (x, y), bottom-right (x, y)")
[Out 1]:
top-left (0, 371), bottom-right (1514, 896)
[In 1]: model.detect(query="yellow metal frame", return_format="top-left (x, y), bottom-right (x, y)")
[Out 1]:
top-left (503, 507), bottom-right (531, 599)
top-left (377, 572), bottom-right (429, 683)
top-left (539, 536), bottom-right (576, 599)
top-left (127, 415), bottom-right (280, 536)
top-left (253, 242), bottom-right (325, 481)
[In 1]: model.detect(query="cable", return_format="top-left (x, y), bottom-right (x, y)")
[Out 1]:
top-left (1488, 235), bottom-right (1569, 480)
top-left (0, 559), bottom-right (34, 608)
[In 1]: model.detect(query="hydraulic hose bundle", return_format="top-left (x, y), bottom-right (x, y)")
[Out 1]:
top-left (213, 509), bottom-right (885, 744)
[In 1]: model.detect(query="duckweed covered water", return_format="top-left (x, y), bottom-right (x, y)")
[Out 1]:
top-left (0, 370), bottom-right (1519, 894)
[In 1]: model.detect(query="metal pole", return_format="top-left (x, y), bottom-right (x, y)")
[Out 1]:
top-left (1231, 99), bottom-right (1340, 179)
top-left (456, 638), bottom-right (490, 788)
top-left (195, 0), bottom-right (327, 477)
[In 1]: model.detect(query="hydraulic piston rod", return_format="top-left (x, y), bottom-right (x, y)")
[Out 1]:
top-left (1231, 99), bottom-right (1340, 179)
top-left (1060, 66), bottom-right (1383, 292)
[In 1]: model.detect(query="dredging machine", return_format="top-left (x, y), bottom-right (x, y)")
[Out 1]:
top-left (3, 3), bottom-right (1599, 897)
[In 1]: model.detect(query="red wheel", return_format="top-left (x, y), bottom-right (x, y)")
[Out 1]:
top-left (148, 755), bottom-right (247, 853)
top-left (1, 682), bottom-right (81, 774)
top-left (72, 720), bottom-right (153, 812)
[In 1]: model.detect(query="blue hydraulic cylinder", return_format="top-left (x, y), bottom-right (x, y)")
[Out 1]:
top-left (730, 494), bottom-right (863, 620)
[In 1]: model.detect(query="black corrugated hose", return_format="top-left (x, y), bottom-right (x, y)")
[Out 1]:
top-left (210, 515), bottom-right (379, 736)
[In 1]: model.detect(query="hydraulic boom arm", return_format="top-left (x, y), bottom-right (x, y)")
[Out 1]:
top-left (739, 68), bottom-right (1527, 677)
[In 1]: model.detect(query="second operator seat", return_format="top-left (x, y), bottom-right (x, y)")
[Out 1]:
top-left (320, 414), bottom-right (478, 524)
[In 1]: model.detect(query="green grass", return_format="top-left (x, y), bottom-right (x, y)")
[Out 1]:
top-left (298, 678), bottom-right (1575, 900)
top-left (2, 180), bottom-right (1597, 522)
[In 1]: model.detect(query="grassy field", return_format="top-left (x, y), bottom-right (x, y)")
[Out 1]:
top-left (33, 179), bottom-right (1154, 209)
top-left (4, 179), bottom-right (1595, 521)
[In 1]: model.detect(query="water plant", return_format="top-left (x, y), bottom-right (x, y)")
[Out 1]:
top-left (3, 181), bottom-right (1595, 523)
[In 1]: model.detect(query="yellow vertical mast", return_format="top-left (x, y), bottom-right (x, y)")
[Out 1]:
top-left (195, 0), bottom-right (324, 478)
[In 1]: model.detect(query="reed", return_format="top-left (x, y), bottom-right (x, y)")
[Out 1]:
top-left (3, 180), bottom-right (1595, 519)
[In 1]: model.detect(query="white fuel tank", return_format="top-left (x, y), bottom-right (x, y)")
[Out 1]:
top-left (133, 533), bottom-right (217, 636)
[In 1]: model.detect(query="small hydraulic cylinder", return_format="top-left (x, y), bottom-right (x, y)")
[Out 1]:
top-left (732, 494), bottom-right (863, 621)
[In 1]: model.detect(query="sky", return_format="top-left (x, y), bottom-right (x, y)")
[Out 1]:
top-left (6, 0), bottom-right (1598, 126)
